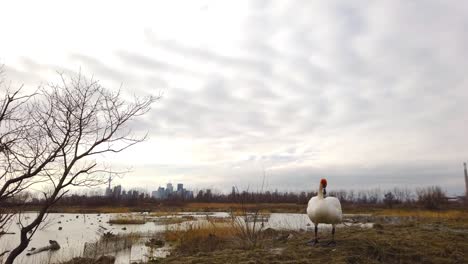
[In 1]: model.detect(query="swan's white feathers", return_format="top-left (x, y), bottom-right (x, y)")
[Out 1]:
top-left (307, 195), bottom-right (342, 225)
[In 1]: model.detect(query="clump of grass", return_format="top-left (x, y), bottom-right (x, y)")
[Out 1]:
top-left (165, 221), bottom-right (241, 255)
top-left (164, 209), bottom-right (270, 256)
top-left (150, 211), bottom-right (177, 217)
top-left (108, 217), bottom-right (145, 225)
top-left (154, 216), bottom-right (194, 225)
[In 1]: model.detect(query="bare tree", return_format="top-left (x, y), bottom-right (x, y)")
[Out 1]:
top-left (416, 186), bottom-right (446, 210)
top-left (0, 71), bottom-right (156, 264)
top-left (0, 70), bottom-right (36, 199)
top-left (0, 66), bottom-right (38, 247)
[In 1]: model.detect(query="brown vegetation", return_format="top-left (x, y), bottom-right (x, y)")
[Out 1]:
top-left (108, 218), bottom-right (146, 225)
top-left (165, 222), bottom-right (241, 255)
top-left (162, 210), bottom-right (468, 264)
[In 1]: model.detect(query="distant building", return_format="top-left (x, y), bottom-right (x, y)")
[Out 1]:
top-left (151, 183), bottom-right (193, 200)
top-left (166, 183), bottom-right (173, 194)
top-left (152, 187), bottom-right (167, 199)
top-left (159, 187), bottom-right (167, 199)
top-left (105, 187), bottom-right (112, 197)
top-left (185, 190), bottom-right (194, 199)
top-left (113, 185), bottom-right (122, 198)
top-left (105, 175), bottom-right (113, 197)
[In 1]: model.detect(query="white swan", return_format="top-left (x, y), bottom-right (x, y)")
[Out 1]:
top-left (306, 178), bottom-right (342, 246)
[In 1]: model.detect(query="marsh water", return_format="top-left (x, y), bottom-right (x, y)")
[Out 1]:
top-left (0, 212), bottom-right (372, 264)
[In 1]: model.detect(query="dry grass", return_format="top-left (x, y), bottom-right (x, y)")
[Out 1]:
top-left (43, 202), bottom-right (305, 214)
top-left (374, 208), bottom-right (468, 220)
top-left (108, 217), bottom-right (146, 225)
top-left (163, 215), bottom-right (468, 264)
top-left (154, 216), bottom-right (195, 225)
top-left (165, 222), bottom-right (238, 242)
top-left (150, 211), bottom-right (178, 217)
top-left (184, 203), bottom-right (303, 213)
top-left (165, 221), bottom-right (241, 254)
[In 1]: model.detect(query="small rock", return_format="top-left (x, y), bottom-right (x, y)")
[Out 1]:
top-left (287, 233), bottom-right (294, 240)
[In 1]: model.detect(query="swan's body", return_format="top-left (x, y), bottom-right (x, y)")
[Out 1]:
top-left (306, 178), bottom-right (342, 246)
top-left (307, 196), bottom-right (342, 224)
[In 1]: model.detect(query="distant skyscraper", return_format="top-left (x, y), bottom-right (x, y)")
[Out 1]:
top-left (158, 187), bottom-right (166, 199)
top-left (113, 185), bottom-right (122, 198)
top-left (105, 187), bottom-right (112, 197)
top-left (166, 183), bottom-right (173, 193)
top-left (151, 183), bottom-right (192, 200)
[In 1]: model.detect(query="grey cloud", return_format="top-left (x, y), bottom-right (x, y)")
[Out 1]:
top-left (145, 35), bottom-right (273, 77)
top-left (6, 1), bottom-right (468, 194)
top-left (70, 53), bottom-right (166, 97)
top-left (70, 54), bottom-right (124, 81)
top-left (135, 1), bottom-right (468, 194)
top-left (116, 50), bottom-right (200, 78)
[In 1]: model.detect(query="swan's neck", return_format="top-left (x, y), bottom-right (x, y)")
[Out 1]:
top-left (318, 185), bottom-right (324, 199)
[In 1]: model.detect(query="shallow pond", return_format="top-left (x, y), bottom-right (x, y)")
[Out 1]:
top-left (0, 212), bottom-right (372, 263)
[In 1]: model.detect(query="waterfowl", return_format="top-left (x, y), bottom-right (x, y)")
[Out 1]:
top-left (306, 178), bottom-right (342, 246)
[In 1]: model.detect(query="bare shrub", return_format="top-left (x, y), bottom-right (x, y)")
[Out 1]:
top-left (416, 186), bottom-right (447, 210)
top-left (383, 192), bottom-right (396, 208)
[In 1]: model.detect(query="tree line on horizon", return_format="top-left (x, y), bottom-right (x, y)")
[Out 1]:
top-left (4, 185), bottom-right (456, 210)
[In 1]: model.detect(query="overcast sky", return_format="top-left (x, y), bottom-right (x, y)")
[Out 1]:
top-left (1, 1), bottom-right (467, 194)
